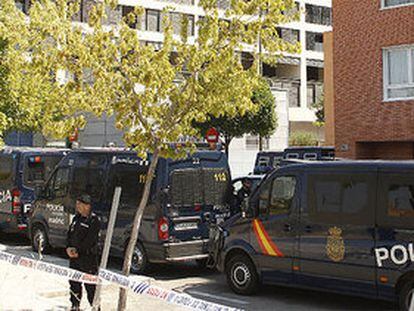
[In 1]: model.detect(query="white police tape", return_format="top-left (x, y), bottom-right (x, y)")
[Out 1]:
top-left (0, 250), bottom-right (240, 311)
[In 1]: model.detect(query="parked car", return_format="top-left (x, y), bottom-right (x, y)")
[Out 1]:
top-left (209, 161), bottom-right (414, 311)
top-left (0, 147), bottom-right (68, 235)
top-left (29, 148), bottom-right (232, 273)
top-left (253, 147), bottom-right (335, 175)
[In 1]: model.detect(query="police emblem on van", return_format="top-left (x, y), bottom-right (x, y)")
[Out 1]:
top-left (326, 227), bottom-right (345, 262)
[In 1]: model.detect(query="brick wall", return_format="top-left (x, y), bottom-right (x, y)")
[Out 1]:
top-left (333, 0), bottom-right (414, 159)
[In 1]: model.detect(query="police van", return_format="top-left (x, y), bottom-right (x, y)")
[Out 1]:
top-left (0, 147), bottom-right (67, 234)
top-left (29, 148), bottom-right (232, 273)
top-left (253, 147), bottom-right (335, 175)
top-left (209, 161), bottom-right (414, 310)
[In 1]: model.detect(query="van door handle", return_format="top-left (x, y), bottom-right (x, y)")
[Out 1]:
top-left (284, 224), bottom-right (292, 232)
top-left (305, 225), bottom-right (312, 233)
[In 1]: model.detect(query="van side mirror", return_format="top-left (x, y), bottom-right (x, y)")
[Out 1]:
top-left (241, 198), bottom-right (253, 218)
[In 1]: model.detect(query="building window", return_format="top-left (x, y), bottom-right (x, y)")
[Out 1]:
top-left (245, 135), bottom-right (270, 150)
top-left (146, 9), bottom-right (161, 32)
top-left (306, 32), bottom-right (324, 52)
top-left (277, 27), bottom-right (300, 44)
top-left (383, 46), bottom-right (414, 101)
top-left (305, 4), bottom-right (332, 26)
top-left (170, 13), bottom-right (194, 36)
top-left (382, 0), bottom-right (414, 8)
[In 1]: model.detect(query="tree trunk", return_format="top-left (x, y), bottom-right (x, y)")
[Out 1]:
top-left (224, 135), bottom-right (232, 156)
top-left (117, 147), bottom-right (161, 311)
top-left (259, 135), bottom-right (263, 151)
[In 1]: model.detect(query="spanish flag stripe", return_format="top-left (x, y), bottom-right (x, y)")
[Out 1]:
top-left (254, 220), bottom-right (277, 256)
top-left (253, 219), bottom-right (284, 257)
top-left (252, 219), bottom-right (268, 254)
top-left (256, 220), bottom-right (285, 257)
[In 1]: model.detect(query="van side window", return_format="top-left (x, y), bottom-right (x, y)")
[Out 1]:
top-left (258, 156), bottom-right (270, 167)
top-left (50, 167), bottom-right (70, 198)
top-left (269, 176), bottom-right (296, 215)
top-left (286, 153), bottom-right (299, 160)
top-left (258, 183), bottom-right (270, 215)
top-left (387, 184), bottom-right (414, 217)
top-left (378, 174), bottom-right (414, 227)
top-left (303, 153), bottom-right (317, 161)
top-left (308, 173), bottom-right (374, 224)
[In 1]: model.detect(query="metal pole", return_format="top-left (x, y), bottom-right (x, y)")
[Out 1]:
top-left (92, 187), bottom-right (122, 310)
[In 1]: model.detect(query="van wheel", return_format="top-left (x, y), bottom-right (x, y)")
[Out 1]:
top-left (130, 242), bottom-right (149, 274)
top-left (399, 280), bottom-right (414, 311)
top-left (31, 225), bottom-right (50, 254)
top-left (225, 253), bottom-right (259, 295)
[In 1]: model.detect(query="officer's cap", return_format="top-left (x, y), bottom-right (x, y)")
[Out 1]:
top-left (77, 194), bottom-right (92, 205)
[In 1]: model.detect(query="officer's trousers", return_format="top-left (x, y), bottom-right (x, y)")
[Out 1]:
top-left (69, 279), bottom-right (96, 307)
top-left (69, 259), bottom-right (98, 309)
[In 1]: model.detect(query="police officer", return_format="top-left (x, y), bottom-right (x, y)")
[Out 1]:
top-left (234, 178), bottom-right (252, 213)
top-left (66, 194), bottom-right (101, 310)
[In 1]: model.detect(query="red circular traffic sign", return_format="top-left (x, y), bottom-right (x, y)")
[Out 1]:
top-left (206, 127), bottom-right (219, 143)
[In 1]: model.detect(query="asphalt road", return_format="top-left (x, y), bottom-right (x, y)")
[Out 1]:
top-left (0, 233), bottom-right (397, 311)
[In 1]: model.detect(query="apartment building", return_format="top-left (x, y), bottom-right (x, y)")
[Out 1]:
top-left (10, 0), bottom-right (332, 175)
top-left (325, 0), bottom-right (414, 159)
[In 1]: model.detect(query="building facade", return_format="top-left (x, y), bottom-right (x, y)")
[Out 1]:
top-left (12, 0), bottom-right (332, 175)
top-left (329, 0), bottom-right (414, 159)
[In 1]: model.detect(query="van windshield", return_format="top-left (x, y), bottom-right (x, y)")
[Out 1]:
top-left (23, 155), bottom-right (62, 187)
top-left (170, 168), bottom-right (230, 207)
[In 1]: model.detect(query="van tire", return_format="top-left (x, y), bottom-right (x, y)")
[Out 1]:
top-left (399, 279), bottom-right (414, 311)
top-left (225, 253), bottom-right (259, 295)
top-left (130, 242), bottom-right (149, 274)
top-left (31, 224), bottom-right (50, 254)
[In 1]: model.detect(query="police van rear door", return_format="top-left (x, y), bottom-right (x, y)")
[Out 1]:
top-left (0, 152), bottom-right (17, 223)
top-left (21, 153), bottom-right (64, 214)
top-left (168, 152), bottom-right (231, 241)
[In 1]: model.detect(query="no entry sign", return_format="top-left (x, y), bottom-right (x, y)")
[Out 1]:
top-left (206, 127), bottom-right (219, 143)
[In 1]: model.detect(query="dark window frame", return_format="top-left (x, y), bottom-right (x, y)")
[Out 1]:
top-left (146, 9), bottom-right (161, 32)
top-left (307, 172), bottom-right (375, 225)
top-left (378, 172), bottom-right (414, 228)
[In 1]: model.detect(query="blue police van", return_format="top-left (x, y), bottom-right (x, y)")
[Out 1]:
top-left (29, 148), bottom-right (232, 273)
top-left (209, 161), bottom-right (414, 311)
top-left (0, 147), bottom-right (68, 234)
top-left (253, 147), bottom-right (335, 175)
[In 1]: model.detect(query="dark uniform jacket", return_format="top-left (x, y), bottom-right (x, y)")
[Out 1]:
top-left (67, 212), bottom-right (101, 273)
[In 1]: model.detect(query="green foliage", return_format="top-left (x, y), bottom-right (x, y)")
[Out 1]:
top-left (311, 93), bottom-right (325, 127)
top-left (289, 131), bottom-right (318, 147)
top-left (195, 78), bottom-right (277, 151)
top-left (0, 0), bottom-right (300, 150)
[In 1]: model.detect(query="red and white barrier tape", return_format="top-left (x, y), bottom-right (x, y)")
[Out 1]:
top-left (0, 250), bottom-right (241, 311)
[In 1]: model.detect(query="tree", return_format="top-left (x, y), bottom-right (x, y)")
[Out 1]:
top-left (289, 131), bottom-right (318, 147)
top-left (0, 0), bottom-right (300, 310)
top-left (195, 78), bottom-right (277, 155)
top-left (311, 93), bottom-right (325, 127)
top-left (0, 0), bottom-right (89, 145)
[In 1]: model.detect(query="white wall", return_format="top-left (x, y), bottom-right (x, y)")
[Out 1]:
top-left (228, 89), bottom-right (289, 178)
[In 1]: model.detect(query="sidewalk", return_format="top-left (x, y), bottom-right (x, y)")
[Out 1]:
top-left (0, 260), bottom-right (184, 311)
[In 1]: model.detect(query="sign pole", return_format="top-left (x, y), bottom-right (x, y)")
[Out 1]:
top-left (92, 187), bottom-right (122, 310)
